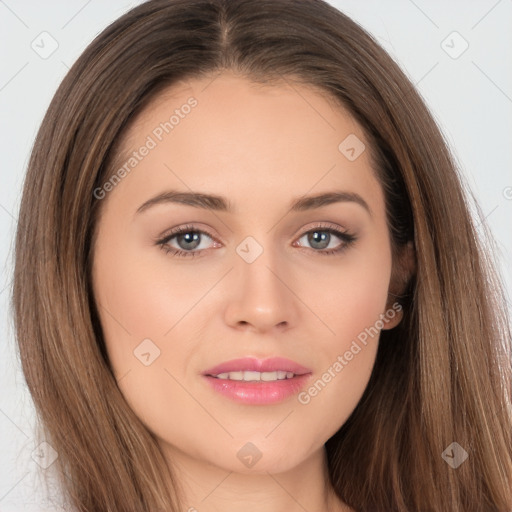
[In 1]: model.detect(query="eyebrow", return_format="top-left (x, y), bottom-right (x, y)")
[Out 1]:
top-left (135, 189), bottom-right (372, 217)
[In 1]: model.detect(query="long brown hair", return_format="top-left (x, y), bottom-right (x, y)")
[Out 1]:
top-left (12, 0), bottom-right (512, 510)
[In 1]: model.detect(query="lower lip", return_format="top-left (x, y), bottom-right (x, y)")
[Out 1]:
top-left (202, 374), bottom-right (311, 404)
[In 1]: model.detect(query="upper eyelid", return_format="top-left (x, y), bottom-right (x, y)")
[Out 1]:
top-left (158, 222), bottom-right (351, 246)
top-left (158, 224), bottom-right (216, 243)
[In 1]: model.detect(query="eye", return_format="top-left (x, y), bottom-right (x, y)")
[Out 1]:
top-left (293, 223), bottom-right (357, 256)
top-left (156, 224), bottom-right (218, 258)
top-left (155, 222), bottom-right (357, 258)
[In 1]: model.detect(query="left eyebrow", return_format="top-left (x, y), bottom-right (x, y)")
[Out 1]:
top-left (290, 191), bottom-right (371, 216)
top-left (135, 189), bottom-right (372, 217)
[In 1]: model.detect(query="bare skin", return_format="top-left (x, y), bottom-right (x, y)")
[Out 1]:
top-left (91, 70), bottom-right (408, 512)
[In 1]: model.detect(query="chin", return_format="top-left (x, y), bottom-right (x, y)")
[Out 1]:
top-left (204, 441), bottom-right (310, 475)
top-left (219, 456), bottom-right (302, 475)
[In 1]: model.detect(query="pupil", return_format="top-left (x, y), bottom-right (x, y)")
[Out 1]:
top-left (179, 232), bottom-right (200, 250)
top-left (309, 231), bottom-right (329, 249)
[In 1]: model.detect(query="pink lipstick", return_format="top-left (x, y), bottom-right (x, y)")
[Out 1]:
top-left (202, 357), bottom-right (312, 405)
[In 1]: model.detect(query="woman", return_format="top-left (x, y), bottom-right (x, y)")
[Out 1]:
top-left (12, 0), bottom-right (512, 510)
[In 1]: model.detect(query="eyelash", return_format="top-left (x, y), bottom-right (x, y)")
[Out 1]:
top-left (155, 223), bottom-right (357, 259)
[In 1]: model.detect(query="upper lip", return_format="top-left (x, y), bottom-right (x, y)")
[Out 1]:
top-left (202, 357), bottom-right (312, 376)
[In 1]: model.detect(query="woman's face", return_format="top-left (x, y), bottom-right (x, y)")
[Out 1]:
top-left (91, 71), bottom-right (401, 475)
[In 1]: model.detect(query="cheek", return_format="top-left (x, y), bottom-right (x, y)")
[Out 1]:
top-left (297, 235), bottom-right (392, 351)
top-left (289, 235), bottom-right (391, 418)
top-left (92, 236), bottom-right (207, 346)
top-left (91, 233), bottom-right (216, 428)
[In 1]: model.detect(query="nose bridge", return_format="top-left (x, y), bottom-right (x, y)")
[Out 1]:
top-left (225, 233), bottom-right (298, 331)
top-left (235, 233), bottom-right (286, 300)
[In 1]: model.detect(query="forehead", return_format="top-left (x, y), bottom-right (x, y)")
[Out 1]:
top-left (116, 70), bottom-right (364, 165)
top-left (101, 71), bottom-right (383, 218)
top-left (132, 71), bottom-right (349, 127)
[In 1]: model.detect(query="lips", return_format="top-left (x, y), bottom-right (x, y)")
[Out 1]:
top-left (202, 357), bottom-right (312, 377)
top-left (201, 357), bottom-right (313, 404)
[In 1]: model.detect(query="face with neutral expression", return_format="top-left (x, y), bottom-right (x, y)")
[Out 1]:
top-left (91, 70), bottom-right (403, 477)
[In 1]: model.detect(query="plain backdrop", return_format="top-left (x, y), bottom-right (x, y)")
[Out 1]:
top-left (1, 1), bottom-right (511, 510)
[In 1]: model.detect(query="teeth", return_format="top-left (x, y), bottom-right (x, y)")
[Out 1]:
top-left (214, 370), bottom-right (296, 381)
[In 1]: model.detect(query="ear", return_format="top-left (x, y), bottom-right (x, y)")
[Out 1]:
top-left (382, 240), bottom-right (416, 330)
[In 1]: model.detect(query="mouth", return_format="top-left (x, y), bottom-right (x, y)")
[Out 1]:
top-left (201, 357), bottom-right (312, 404)
top-left (211, 370), bottom-right (297, 381)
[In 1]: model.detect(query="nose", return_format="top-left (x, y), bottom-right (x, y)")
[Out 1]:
top-left (223, 245), bottom-right (300, 334)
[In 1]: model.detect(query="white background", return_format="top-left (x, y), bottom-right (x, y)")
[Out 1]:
top-left (1, 1), bottom-right (511, 510)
